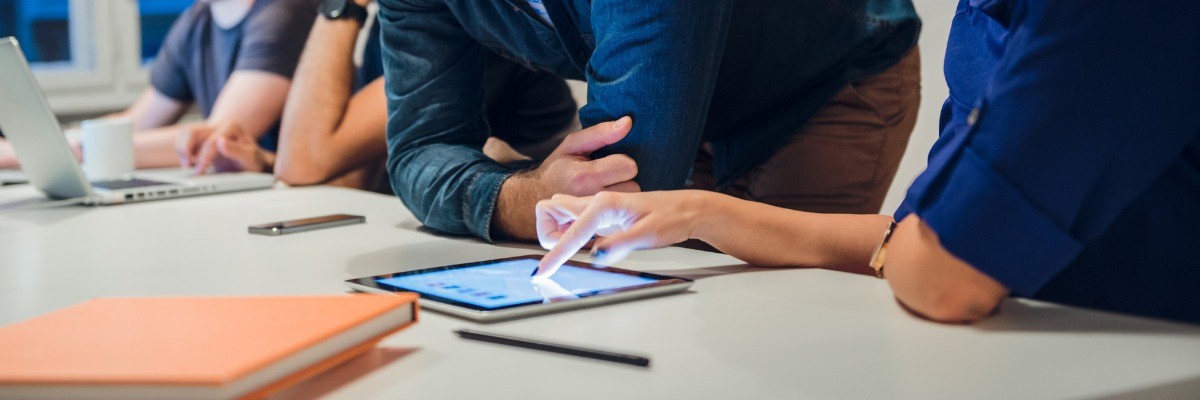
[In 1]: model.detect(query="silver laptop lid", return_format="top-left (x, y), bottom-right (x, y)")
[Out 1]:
top-left (0, 37), bottom-right (93, 200)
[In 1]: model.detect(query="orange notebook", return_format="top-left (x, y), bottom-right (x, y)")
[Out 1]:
top-left (0, 294), bottom-right (418, 400)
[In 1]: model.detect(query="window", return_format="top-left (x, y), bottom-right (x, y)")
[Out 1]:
top-left (0, 0), bottom-right (73, 64)
top-left (0, 0), bottom-right (188, 116)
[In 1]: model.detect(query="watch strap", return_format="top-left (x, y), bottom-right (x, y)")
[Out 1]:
top-left (325, 0), bottom-right (369, 23)
top-left (868, 221), bottom-right (897, 279)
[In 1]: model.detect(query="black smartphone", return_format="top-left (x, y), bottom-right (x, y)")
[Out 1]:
top-left (248, 214), bottom-right (365, 236)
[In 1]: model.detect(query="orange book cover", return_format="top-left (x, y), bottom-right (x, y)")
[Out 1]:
top-left (0, 294), bottom-right (418, 399)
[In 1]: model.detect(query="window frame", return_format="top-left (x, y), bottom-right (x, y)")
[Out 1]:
top-left (26, 0), bottom-right (154, 116)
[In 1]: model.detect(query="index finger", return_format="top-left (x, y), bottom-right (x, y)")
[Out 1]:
top-left (535, 200), bottom-right (608, 278)
top-left (536, 194), bottom-right (592, 250)
top-left (191, 136), bottom-right (220, 175)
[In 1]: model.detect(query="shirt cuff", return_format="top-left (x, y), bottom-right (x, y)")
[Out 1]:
top-left (896, 145), bottom-right (1084, 296)
top-left (464, 167), bottom-right (514, 243)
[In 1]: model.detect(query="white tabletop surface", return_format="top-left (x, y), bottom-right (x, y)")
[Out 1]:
top-left (2, 185), bottom-right (1199, 400)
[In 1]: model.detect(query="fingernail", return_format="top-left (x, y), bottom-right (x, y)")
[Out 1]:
top-left (613, 116), bottom-right (630, 131)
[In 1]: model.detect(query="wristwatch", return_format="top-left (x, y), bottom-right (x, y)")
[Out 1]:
top-left (319, 0), bottom-right (369, 23)
top-left (868, 221), bottom-right (897, 278)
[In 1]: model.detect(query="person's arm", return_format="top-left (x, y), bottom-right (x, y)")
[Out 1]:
top-left (533, 191), bottom-right (888, 276)
top-left (495, 0), bottom-right (740, 239)
top-left (377, 0), bottom-right (635, 241)
top-left (575, 0), bottom-right (735, 191)
top-left (275, 8), bottom-right (387, 185)
top-left (532, 190), bottom-right (1009, 324)
top-left (889, 0), bottom-right (1200, 322)
top-left (179, 71), bottom-right (293, 172)
top-left (186, 2), bottom-right (317, 173)
top-left (100, 88), bottom-right (194, 169)
top-left (119, 71), bottom-right (289, 171)
top-left (114, 88), bottom-right (190, 131)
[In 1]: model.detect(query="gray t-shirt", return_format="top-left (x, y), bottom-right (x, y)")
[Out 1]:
top-left (149, 0), bottom-right (316, 151)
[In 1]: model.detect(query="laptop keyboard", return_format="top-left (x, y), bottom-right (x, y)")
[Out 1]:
top-left (91, 178), bottom-right (168, 190)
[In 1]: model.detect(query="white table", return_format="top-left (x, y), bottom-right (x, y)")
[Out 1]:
top-left (2, 185), bottom-right (1199, 400)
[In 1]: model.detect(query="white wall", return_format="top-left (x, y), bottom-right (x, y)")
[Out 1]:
top-left (566, 1), bottom-right (955, 214)
top-left (881, 0), bottom-right (953, 213)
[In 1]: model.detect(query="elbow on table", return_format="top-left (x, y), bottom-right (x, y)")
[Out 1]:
top-left (911, 285), bottom-right (1006, 324)
top-left (274, 163), bottom-right (330, 187)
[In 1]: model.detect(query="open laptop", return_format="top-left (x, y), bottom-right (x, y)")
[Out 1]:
top-left (0, 37), bottom-right (274, 205)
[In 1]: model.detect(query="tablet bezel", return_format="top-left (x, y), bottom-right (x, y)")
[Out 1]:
top-left (344, 255), bottom-right (692, 312)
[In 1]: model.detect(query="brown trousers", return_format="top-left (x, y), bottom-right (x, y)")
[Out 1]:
top-left (689, 49), bottom-right (921, 215)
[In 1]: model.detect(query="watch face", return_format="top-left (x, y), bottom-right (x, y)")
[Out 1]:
top-left (319, 0), bottom-right (349, 18)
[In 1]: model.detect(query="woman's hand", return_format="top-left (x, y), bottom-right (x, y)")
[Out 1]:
top-left (533, 190), bottom-right (715, 278)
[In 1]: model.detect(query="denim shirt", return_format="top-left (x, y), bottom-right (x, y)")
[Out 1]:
top-left (896, 0), bottom-right (1200, 323)
top-left (378, 0), bottom-right (919, 241)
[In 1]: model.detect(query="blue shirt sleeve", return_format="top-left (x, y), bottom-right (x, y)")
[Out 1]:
top-left (578, 0), bottom-right (735, 190)
top-left (148, 4), bottom-right (198, 102)
top-left (377, 0), bottom-right (516, 241)
top-left (897, 0), bottom-right (1200, 296)
top-left (233, 0), bottom-right (316, 78)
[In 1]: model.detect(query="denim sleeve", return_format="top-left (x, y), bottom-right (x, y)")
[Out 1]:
top-left (377, 0), bottom-right (515, 241)
top-left (896, 0), bottom-right (1200, 296)
top-left (579, 0), bottom-right (735, 190)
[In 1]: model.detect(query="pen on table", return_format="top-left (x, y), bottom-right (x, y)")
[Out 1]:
top-left (454, 329), bottom-right (651, 367)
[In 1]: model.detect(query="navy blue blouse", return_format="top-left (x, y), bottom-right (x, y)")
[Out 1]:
top-left (896, 0), bottom-right (1200, 324)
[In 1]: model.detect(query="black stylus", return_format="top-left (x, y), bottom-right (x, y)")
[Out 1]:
top-left (454, 329), bottom-right (651, 367)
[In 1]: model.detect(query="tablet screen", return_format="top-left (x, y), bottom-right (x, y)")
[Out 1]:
top-left (372, 258), bottom-right (663, 310)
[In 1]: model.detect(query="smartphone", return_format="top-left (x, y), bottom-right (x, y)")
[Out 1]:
top-left (248, 214), bottom-right (365, 236)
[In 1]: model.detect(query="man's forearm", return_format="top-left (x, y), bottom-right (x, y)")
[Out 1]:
top-left (276, 14), bottom-right (362, 180)
top-left (694, 193), bottom-right (892, 273)
top-left (493, 172), bottom-right (541, 240)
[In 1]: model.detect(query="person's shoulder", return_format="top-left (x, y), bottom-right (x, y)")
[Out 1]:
top-left (241, 0), bottom-right (317, 36)
top-left (176, 1), bottom-right (209, 22)
top-left (160, 2), bottom-right (210, 51)
top-left (254, 0), bottom-right (320, 18)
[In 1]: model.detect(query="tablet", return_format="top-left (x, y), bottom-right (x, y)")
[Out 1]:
top-left (345, 255), bottom-right (693, 322)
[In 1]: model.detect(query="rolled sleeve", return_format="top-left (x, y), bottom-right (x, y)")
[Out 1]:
top-left (579, 0), bottom-right (734, 191)
top-left (148, 6), bottom-right (197, 102)
top-left (378, 0), bottom-right (513, 241)
top-left (897, 0), bottom-right (1200, 296)
top-left (897, 138), bottom-right (1083, 296)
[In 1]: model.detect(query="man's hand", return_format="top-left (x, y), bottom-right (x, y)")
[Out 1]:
top-left (493, 116), bottom-right (639, 240)
top-left (177, 123), bottom-right (274, 174)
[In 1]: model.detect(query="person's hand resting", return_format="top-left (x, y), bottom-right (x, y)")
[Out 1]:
top-left (177, 122), bottom-right (274, 174)
top-left (494, 116), bottom-right (640, 240)
top-left (533, 190), bottom-right (712, 278)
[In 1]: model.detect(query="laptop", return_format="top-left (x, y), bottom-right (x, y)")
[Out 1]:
top-left (0, 37), bottom-right (274, 205)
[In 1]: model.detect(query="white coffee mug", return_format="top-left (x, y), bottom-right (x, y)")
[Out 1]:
top-left (80, 118), bottom-right (135, 181)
